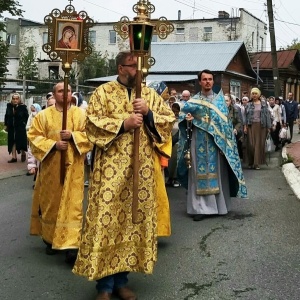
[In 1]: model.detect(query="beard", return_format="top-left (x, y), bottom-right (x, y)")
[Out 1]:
top-left (127, 74), bottom-right (136, 88)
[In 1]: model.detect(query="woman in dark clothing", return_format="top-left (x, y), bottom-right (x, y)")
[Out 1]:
top-left (4, 93), bottom-right (29, 163)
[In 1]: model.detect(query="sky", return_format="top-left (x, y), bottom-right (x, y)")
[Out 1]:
top-left (6, 0), bottom-right (300, 50)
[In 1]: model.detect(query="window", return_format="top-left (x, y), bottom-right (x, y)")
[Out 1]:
top-left (89, 30), bottom-right (96, 44)
top-left (7, 34), bottom-right (16, 45)
top-left (230, 80), bottom-right (241, 99)
top-left (203, 27), bottom-right (212, 41)
top-left (49, 66), bottom-right (59, 80)
top-left (43, 32), bottom-right (48, 44)
top-left (189, 27), bottom-right (198, 42)
top-left (260, 37), bottom-right (264, 51)
top-left (176, 27), bottom-right (185, 34)
top-left (109, 30), bottom-right (116, 44)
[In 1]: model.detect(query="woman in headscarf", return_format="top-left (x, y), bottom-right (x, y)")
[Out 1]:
top-left (244, 87), bottom-right (272, 170)
top-left (4, 93), bottom-right (29, 163)
top-left (26, 103), bottom-right (42, 175)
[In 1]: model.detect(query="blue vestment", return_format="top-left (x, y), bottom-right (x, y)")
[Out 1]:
top-left (177, 90), bottom-right (247, 198)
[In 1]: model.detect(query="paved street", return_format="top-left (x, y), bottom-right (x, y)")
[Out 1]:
top-left (1, 148), bottom-right (300, 300)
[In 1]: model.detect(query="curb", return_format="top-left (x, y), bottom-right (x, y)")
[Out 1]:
top-left (282, 145), bottom-right (300, 201)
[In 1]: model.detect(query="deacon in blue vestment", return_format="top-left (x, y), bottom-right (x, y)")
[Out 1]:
top-left (177, 69), bottom-right (247, 221)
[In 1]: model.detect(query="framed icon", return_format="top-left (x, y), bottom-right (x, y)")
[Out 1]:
top-left (55, 19), bottom-right (83, 51)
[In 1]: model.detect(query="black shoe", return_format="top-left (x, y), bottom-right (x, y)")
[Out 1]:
top-left (8, 158), bottom-right (17, 163)
top-left (45, 245), bottom-right (58, 255)
top-left (193, 214), bottom-right (206, 221)
top-left (65, 249), bottom-right (78, 265)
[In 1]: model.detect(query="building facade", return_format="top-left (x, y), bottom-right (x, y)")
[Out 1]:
top-left (3, 8), bottom-right (267, 80)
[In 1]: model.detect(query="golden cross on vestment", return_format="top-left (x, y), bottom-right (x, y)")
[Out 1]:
top-left (204, 113), bottom-right (210, 122)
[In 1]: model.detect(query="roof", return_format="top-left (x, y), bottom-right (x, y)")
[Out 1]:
top-left (150, 41), bottom-right (245, 73)
top-left (251, 50), bottom-right (300, 69)
top-left (1, 82), bottom-right (35, 91)
top-left (86, 41), bottom-right (257, 83)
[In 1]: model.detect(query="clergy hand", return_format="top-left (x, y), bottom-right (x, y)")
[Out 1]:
top-left (124, 113), bottom-right (143, 131)
top-left (60, 130), bottom-right (72, 140)
top-left (56, 141), bottom-right (68, 151)
top-left (133, 98), bottom-right (149, 116)
top-left (186, 113), bottom-right (194, 121)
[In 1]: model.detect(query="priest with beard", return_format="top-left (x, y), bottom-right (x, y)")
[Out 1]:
top-left (73, 51), bottom-right (175, 300)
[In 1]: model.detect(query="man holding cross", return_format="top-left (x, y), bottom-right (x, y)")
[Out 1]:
top-left (72, 51), bottom-right (175, 300)
top-left (28, 82), bottom-right (92, 262)
top-left (177, 69), bottom-right (247, 222)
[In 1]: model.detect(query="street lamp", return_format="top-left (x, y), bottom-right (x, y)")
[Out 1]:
top-left (114, 0), bottom-right (174, 223)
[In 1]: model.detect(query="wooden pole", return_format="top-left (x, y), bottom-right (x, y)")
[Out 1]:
top-left (60, 63), bottom-right (71, 184)
top-left (132, 55), bottom-right (143, 223)
top-left (267, 0), bottom-right (280, 96)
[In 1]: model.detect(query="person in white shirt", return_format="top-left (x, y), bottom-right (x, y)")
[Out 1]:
top-left (269, 96), bottom-right (282, 151)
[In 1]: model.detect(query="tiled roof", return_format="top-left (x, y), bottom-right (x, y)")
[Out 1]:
top-left (250, 50), bottom-right (298, 69)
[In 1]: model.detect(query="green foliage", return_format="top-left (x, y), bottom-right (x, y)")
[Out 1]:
top-left (18, 46), bottom-right (39, 79)
top-left (0, 0), bottom-right (23, 89)
top-left (0, 38), bottom-right (9, 86)
top-left (77, 45), bottom-right (116, 84)
top-left (286, 38), bottom-right (300, 50)
top-left (0, 123), bottom-right (7, 146)
top-left (0, 0), bottom-right (24, 32)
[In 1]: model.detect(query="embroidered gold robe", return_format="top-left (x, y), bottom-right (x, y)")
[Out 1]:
top-left (28, 106), bottom-right (92, 249)
top-left (72, 81), bottom-right (175, 280)
top-left (154, 138), bottom-right (172, 237)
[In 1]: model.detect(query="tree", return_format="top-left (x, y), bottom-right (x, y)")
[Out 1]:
top-left (18, 46), bottom-right (38, 80)
top-left (77, 46), bottom-right (116, 84)
top-left (0, 1), bottom-right (23, 88)
top-left (286, 38), bottom-right (300, 51)
top-left (0, 0), bottom-right (23, 31)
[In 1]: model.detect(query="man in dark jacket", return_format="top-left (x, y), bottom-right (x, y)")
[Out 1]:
top-left (283, 92), bottom-right (298, 143)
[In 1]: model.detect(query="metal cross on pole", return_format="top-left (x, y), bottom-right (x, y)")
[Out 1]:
top-left (114, 0), bottom-right (174, 223)
top-left (43, 1), bottom-right (94, 184)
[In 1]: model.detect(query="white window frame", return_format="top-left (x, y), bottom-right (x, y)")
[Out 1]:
top-left (42, 32), bottom-right (48, 44)
top-left (176, 27), bottom-right (185, 35)
top-left (7, 34), bottom-right (17, 45)
top-left (230, 80), bottom-right (241, 99)
top-left (89, 30), bottom-right (96, 44)
top-left (109, 30), bottom-right (116, 44)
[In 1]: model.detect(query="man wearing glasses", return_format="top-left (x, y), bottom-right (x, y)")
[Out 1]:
top-left (73, 51), bottom-right (175, 300)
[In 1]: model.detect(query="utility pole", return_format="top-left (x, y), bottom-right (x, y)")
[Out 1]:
top-left (267, 0), bottom-right (280, 96)
top-left (256, 60), bottom-right (260, 86)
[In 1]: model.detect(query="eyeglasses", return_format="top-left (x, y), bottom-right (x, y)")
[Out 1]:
top-left (121, 64), bottom-right (137, 68)
top-left (12, 97), bottom-right (19, 100)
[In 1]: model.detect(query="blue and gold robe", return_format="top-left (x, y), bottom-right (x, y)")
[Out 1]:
top-left (177, 90), bottom-right (247, 199)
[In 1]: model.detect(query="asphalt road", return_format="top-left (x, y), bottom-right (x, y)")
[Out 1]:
top-left (1, 152), bottom-right (300, 300)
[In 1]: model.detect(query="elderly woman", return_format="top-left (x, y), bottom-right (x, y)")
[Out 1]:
top-left (26, 103), bottom-right (42, 175)
top-left (244, 87), bottom-right (272, 170)
top-left (4, 93), bottom-right (29, 163)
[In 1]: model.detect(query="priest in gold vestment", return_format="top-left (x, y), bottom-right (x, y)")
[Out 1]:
top-left (72, 51), bottom-right (175, 300)
top-left (28, 82), bottom-right (92, 263)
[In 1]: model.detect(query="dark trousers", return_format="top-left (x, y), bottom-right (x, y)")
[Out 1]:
top-left (287, 119), bottom-right (294, 141)
top-left (270, 122), bottom-right (281, 147)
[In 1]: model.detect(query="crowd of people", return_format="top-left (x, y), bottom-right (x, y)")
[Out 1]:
top-left (3, 53), bottom-right (300, 299)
